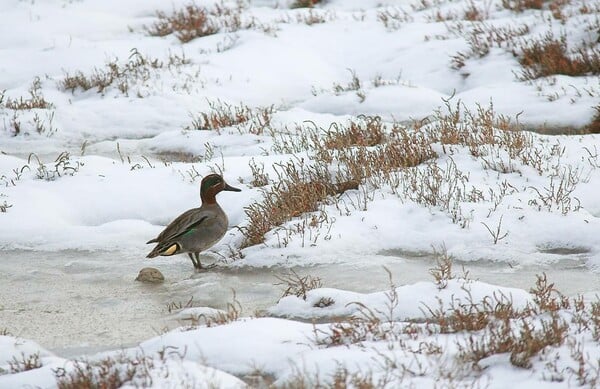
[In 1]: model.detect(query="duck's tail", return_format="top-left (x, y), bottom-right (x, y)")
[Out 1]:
top-left (146, 242), bottom-right (180, 258)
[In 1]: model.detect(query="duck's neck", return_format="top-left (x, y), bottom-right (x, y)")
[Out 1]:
top-left (201, 188), bottom-right (218, 205)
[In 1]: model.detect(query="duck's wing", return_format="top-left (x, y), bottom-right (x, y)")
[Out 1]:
top-left (147, 208), bottom-right (210, 244)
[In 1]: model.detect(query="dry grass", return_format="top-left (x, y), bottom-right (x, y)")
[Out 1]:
top-left (449, 4), bottom-right (598, 79)
top-left (166, 296), bottom-right (195, 314)
top-left (55, 357), bottom-right (133, 389)
top-left (587, 104), bottom-right (600, 133)
top-left (528, 165), bottom-right (582, 214)
top-left (462, 0), bottom-right (489, 21)
top-left (4, 111), bottom-right (57, 136)
top-left (0, 200), bottom-right (11, 212)
top-left (422, 100), bottom-right (539, 174)
top-left (295, 9), bottom-right (329, 25)
top-left (458, 312), bottom-right (569, 368)
top-left (53, 350), bottom-right (188, 389)
top-left (59, 49), bottom-right (189, 95)
top-left (240, 160), bottom-right (336, 248)
top-left (424, 100), bottom-right (524, 150)
top-left (529, 272), bottom-right (570, 312)
top-left (275, 269), bottom-right (323, 300)
top-left (281, 365), bottom-right (386, 389)
top-left (423, 0), bottom-right (490, 23)
top-left (186, 99), bottom-right (274, 135)
top-left (295, 256), bottom-right (600, 384)
top-left (377, 7), bottom-right (412, 30)
top-left (399, 160), bottom-right (481, 228)
top-left (517, 32), bottom-right (600, 80)
top-left (501, 0), bottom-right (572, 19)
top-left (308, 69), bottom-right (366, 102)
top-left (242, 102), bottom-right (546, 246)
top-left (425, 290), bottom-right (520, 334)
top-left (314, 316), bottom-right (391, 348)
top-left (428, 245), bottom-right (455, 289)
top-left (246, 125), bottom-right (432, 243)
top-left (1, 78), bottom-right (56, 136)
top-left (191, 290), bottom-right (243, 328)
top-left (145, 3), bottom-right (220, 42)
top-left (308, 269), bottom-right (585, 377)
top-left (231, 96), bottom-right (585, 252)
top-left (452, 274), bottom-right (594, 369)
top-left (144, 1), bottom-right (270, 42)
top-left (26, 152), bottom-right (81, 181)
top-left (451, 23), bottom-right (530, 69)
top-left (291, 0), bottom-right (322, 8)
top-left (1, 77), bottom-right (52, 110)
top-left (311, 268), bottom-right (404, 349)
top-left (7, 352), bottom-right (42, 374)
top-left (247, 158), bottom-right (269, 187)
top-left (322, 115), bottom-right (385, 149)
top-left (501, 0), bottom-right (546, 11)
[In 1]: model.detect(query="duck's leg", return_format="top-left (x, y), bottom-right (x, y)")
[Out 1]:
top-left (187, 253), bottom-right (199, 268)
top-left (195, 252), bottom-right (217, 269)
top-left (192, 252), bottom-right (202, 269)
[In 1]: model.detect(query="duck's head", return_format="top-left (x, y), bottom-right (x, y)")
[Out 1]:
top-left (200, 174), bottom-right (241, 204)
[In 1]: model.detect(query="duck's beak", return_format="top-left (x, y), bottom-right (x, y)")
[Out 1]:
top-left (223, 183), bottom-right (242, 192)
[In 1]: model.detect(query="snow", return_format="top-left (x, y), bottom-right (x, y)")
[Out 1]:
top-left (269, 278), bottom-right (533, 320)
top-left (1, 0), bottom-right (600, 387)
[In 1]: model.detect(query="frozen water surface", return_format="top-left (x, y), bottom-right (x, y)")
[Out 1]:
top-left (1, 248), bottom-right (598, 357)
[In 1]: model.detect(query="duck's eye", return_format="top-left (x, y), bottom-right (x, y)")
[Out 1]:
top-left (201, 176), bottom-right (223, 192)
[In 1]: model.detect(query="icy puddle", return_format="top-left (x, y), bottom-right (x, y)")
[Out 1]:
top-left (1, 249), bottom-right (599, 358)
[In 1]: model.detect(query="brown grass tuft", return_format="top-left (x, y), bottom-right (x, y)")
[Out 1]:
top-left (429, 245), bottom-right (454, 289)
top-left (59, 49), bottom-right (189, 95)
top-left (240, 160), bottom-right (334, 248)
top-left (145, 1), bottom-right (250, 42)
top-left (1, 78), bottom-right (52, 110)
top-left (322, 116), bottom-right (385, 149)
top-left (192, 290), bottom-right (243, 328)
top-left (187, 99), bottom-right (274, 135)
top-left (587, 105), bottom-right (600, 133)
top-left (291, 0), bottom-right (322, 9)
top-left (529, 272), bottom-right (569, 312)
top-left (425, 291), bottom-right (520, 334)
top-left (52, 350), bottom-right (189, 389)
top-left (8, 352), bottom-right (42, 374)
top-left (501, 0), bottom-right (545, 12)
top-left (275, 269), bottom-right (323, 300)
top-left (517, 32), bottom-right (600, 80)
top-left (146, 4), bottom-right (219, 42)
top-left (459, 312), bottom-right (568, 368)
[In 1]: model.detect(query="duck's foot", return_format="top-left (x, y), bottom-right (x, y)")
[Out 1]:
top-left (190, 252), bottom-right (218, 271)
top-left (193, 263), bottom-right (218, 272)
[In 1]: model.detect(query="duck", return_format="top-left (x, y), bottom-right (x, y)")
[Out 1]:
top-left (146, 173), bottom-right (241, 269)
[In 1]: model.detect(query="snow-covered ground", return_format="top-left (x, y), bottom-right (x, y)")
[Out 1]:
top-left (1, 0), bottom-right (600, 387)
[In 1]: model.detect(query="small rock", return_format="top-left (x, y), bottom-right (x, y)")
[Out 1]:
top-left (135, 267), bottom-right (164, 283)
